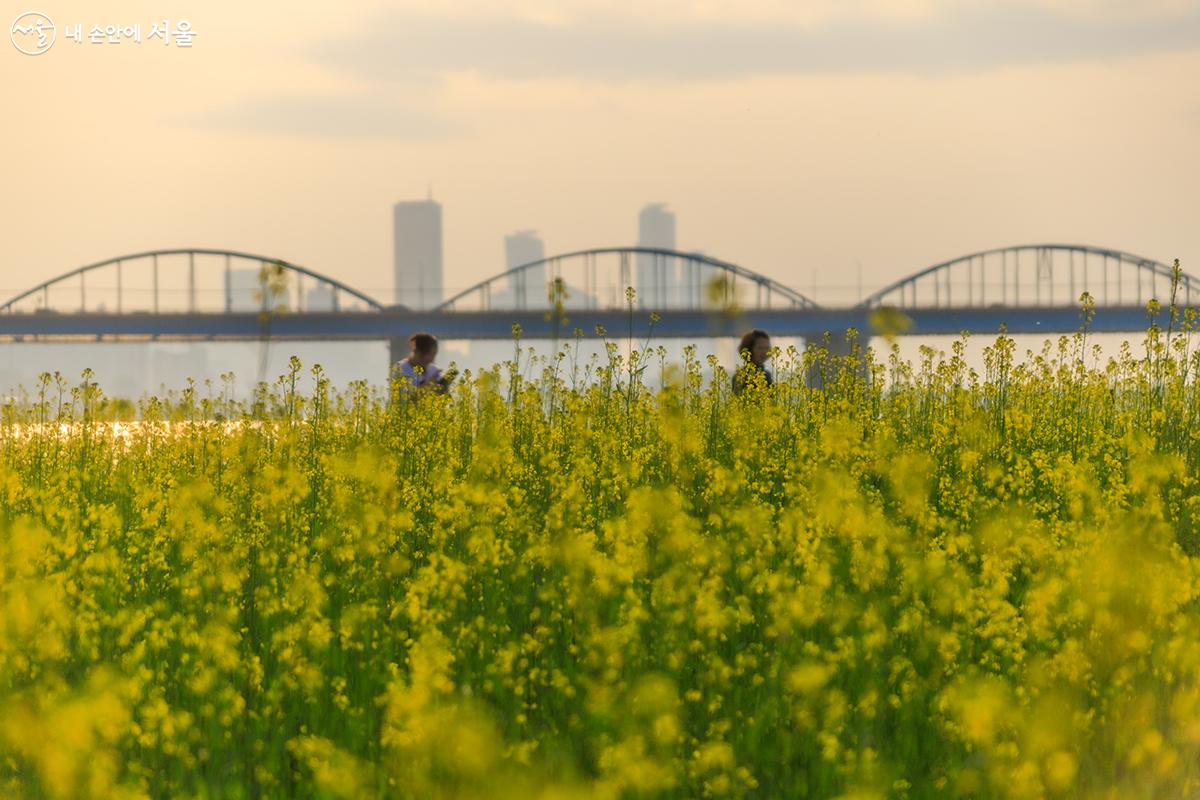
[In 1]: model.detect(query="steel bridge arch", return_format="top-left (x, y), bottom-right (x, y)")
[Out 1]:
top-left (434, 246), bottom-right (821, 311)
top-left (858, 244), bottom-right (1188, 309)
top-left (0, 248), bottom-right (386, 313)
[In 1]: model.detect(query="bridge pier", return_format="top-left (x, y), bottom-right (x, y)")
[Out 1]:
top-left (388, 336), bottom-right (407, 378)
top-left (801, 330), bottom-right (869, 390)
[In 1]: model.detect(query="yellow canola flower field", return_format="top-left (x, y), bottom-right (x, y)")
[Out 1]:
top-left (4, 317), bottom-right (1200, 799)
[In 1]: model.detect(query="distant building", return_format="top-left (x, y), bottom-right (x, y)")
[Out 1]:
top-left (505, 230), bottom-right (545, 309)
top-left (306, 284), bottom-right (337, 311)
top-left (484, 230), bottom-right (598, 310)
top-left (636, 203), bottom-right (676, 309)
top-left (393, 196), bottom-right (443, 309)
top-left (225, 267), bottom-right (289, 312)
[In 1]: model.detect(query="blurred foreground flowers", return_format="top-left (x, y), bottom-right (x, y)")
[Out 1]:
top-left (2, 328), bottom-right (1200, 797)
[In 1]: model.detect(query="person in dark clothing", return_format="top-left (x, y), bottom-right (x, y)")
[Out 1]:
top-left (733, 329), bottom-right (774, 394)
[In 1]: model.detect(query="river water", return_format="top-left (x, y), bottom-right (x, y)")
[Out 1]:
top-left (0, 329), bottom-right (1177, 403)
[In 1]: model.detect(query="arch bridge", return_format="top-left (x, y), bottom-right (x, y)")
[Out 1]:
top-left (0, 244), bottom-right (1189, 357)
top-left (435, 246), bottom-right (820, 312)
top-left (0, 248), bottom-right (384, 316)
top-left (859, 244), bottom-right (1189, 311)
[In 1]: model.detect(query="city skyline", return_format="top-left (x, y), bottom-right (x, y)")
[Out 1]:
top-left (396, 202), bottom-right (695, 310)
top-left (1, 0), bottom-right (1197, 396)
top-left (3, 1), bottom-right (1196, 312)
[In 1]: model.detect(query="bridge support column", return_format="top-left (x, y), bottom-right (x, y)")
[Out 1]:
top-left (801, 330), bottom-right (869, 390)
top-left (388, 337), bottom-right (407, 381)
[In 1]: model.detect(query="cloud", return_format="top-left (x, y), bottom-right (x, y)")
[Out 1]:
top-left (175, 2), bottom-right (1200, 139)
top-left (305, 3), bottom-right (1200, 83)
top-left (178, 92), bottom-right (465, 139)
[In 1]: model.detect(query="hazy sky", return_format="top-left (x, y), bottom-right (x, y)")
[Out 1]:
top-left (5, 0), bottom-right (1199, 308)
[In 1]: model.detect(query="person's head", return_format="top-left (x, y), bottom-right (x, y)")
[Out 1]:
top-left (739, 329), bottom-right (771, 367)
top-left (409, 332), bottom-right (438, 367)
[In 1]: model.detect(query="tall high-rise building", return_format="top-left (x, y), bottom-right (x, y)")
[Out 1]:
top-left (505, 230), bottom-right (545, 309)
top-left (393, 196), bottom-right (443, 309)
top-left (636, 203), bottom-right (676, 309)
